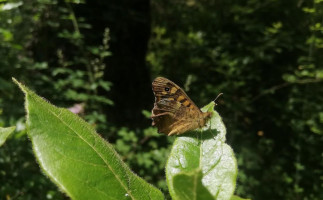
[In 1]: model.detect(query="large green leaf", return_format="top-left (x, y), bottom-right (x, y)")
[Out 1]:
top-left (173, 169), bottom-right (214, 200)
top-left (0, 126), bottom-right (15, 146)
top-left (13, 78), bottom-right (164, 200)
top-left (166, 102), bottom-right (237, 200)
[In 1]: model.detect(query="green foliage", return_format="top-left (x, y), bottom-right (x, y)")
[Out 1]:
top-left (0, 127), bottom-right (65, 199)
top-left (0, 0), bottom-right (112, 130)
top-left (230, 195), bottom-right (251, 200)
top-left (0, 1), bottom-right (113, 198)
top-left (13, 79), bottom-right (164, 200)
top-left (0, 126), bottom-right (15, 146)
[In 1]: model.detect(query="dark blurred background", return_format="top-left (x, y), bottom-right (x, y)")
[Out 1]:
top-left (0, 0), bottom-right (322, 199)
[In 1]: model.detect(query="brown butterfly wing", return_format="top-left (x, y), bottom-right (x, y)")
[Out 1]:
top-left (151, 99), bottom-right (183, 134)
top-left (151, 77), bottom-right (211, 135)
top-left (152, 77), bottom-right (200, 110)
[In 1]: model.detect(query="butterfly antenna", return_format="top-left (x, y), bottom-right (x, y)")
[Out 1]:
top-left (213, 93), bottom-right (223, 105)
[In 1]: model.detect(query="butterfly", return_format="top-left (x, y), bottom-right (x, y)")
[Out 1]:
top-left (151, 77), bottom-right (212, 136)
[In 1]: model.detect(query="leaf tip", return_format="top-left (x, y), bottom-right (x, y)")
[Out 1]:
top-left (0, 126), bottom-right (16, 147)
top-left (12, 77), bottom-right (18, 85)
top-left (8, 126), bottom-right (16, 132)
top-left (12, 77), bottom-right (29, 94)
top-left (202, 101), bottom-right (216, 113)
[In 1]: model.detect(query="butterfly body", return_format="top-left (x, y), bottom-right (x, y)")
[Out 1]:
top-left (151, 77), bottom-right (212, 136)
